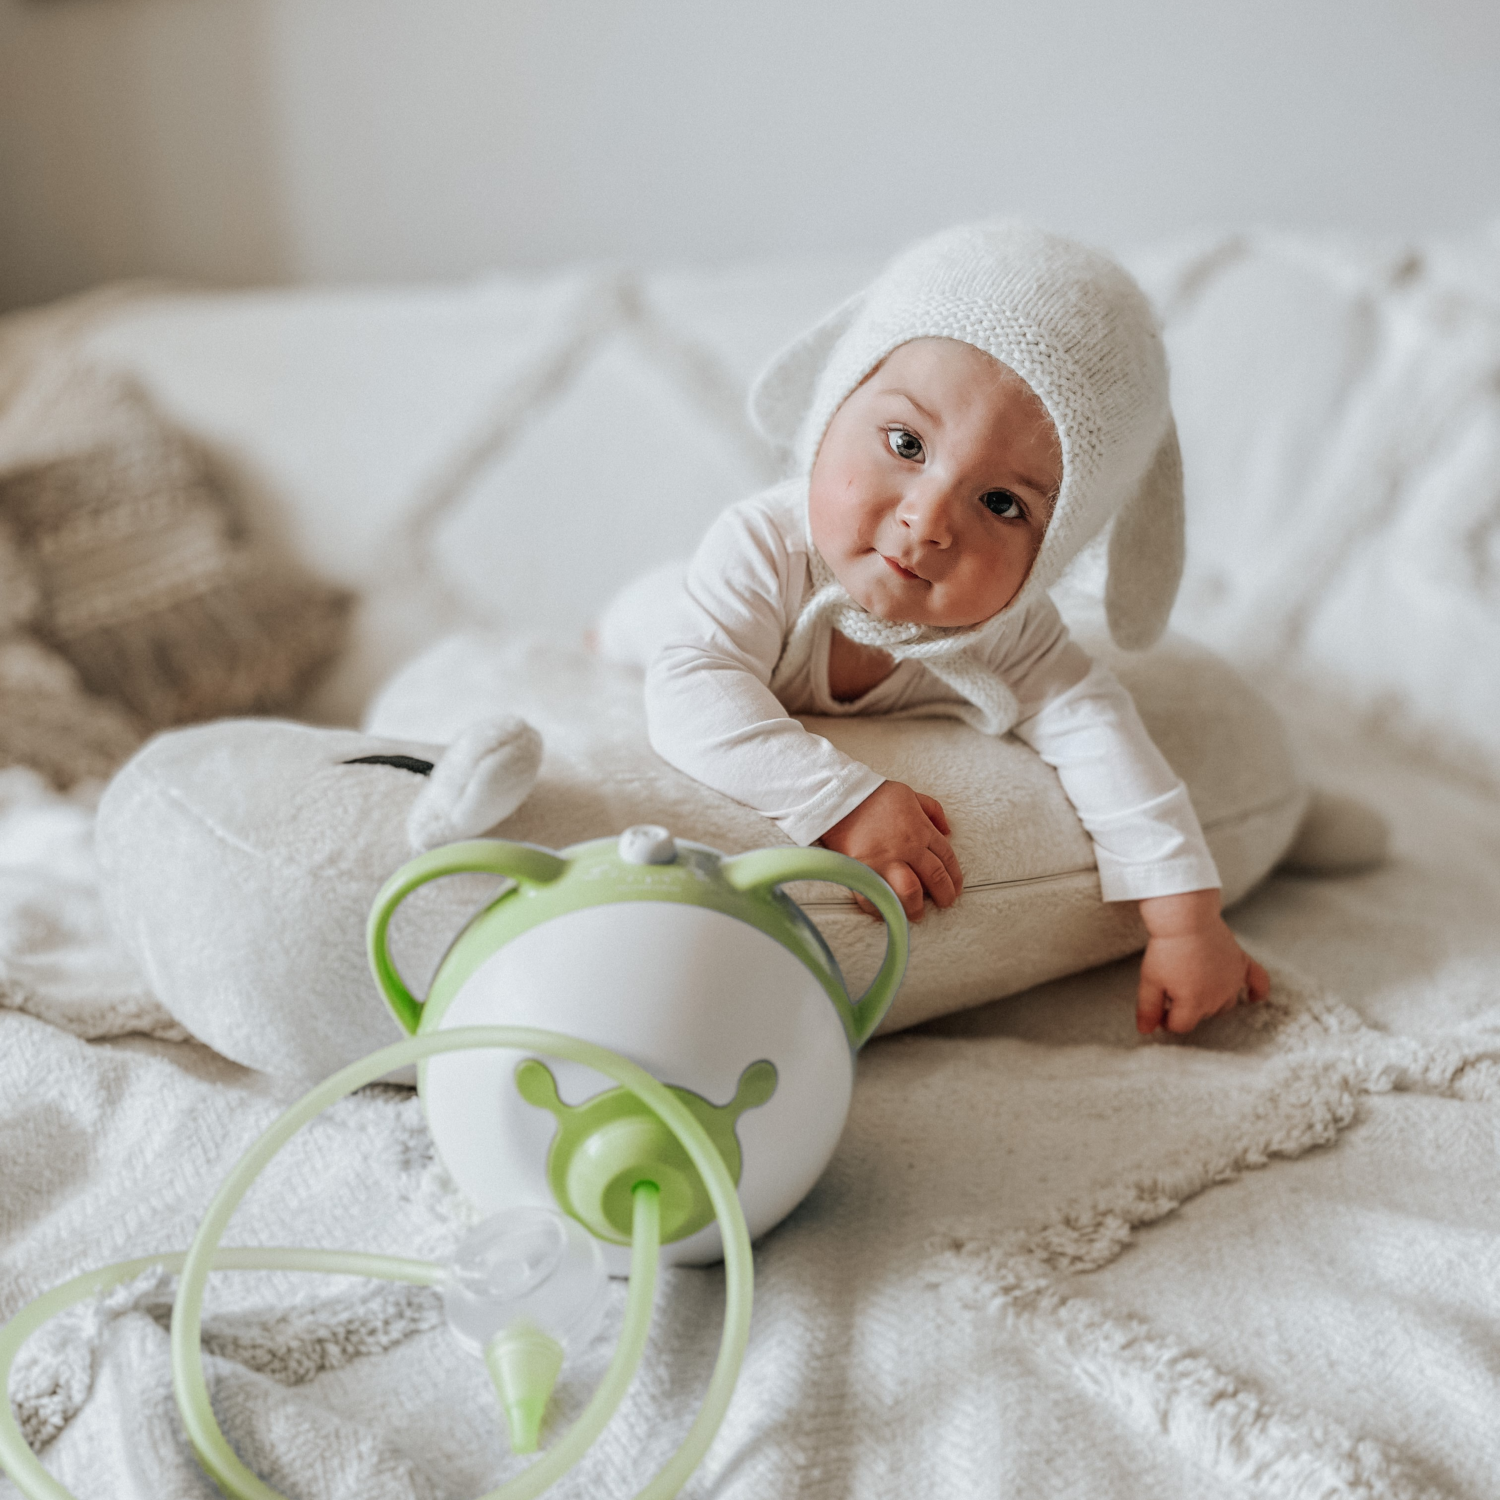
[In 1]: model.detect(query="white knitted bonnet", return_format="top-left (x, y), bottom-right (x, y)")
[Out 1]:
top-left (749, 220), bottom-right (1184, 651)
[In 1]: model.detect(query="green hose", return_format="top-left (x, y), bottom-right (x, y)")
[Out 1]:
top-left (0, 1025), bottom-right (755, 1500)
top-left (0, 1250), bottom-right (446, 1500)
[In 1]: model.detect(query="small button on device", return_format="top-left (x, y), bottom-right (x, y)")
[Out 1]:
top-left (618, 824), bottom-right (677, 865)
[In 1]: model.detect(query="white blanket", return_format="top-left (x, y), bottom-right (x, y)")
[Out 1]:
top-left (6, 229), bottom-right (1500, 1498)
top-left (5, 701), bottom-right (1500, 1499)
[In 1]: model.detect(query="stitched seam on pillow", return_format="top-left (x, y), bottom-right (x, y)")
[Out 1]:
top-left (1199, 786), bottom-right (1307, 835)
top-left (792, 788), bottom-right (1305, 905)
top-left (796, 869), bottom-right (1097, 906)
top-left (940, 869), bottom-right (1100, 896)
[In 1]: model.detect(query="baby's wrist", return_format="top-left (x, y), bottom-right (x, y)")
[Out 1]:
top-left (1139, 887), bottom-right (1222, 939)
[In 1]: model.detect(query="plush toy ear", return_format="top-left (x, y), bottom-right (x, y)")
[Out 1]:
top-left (406, 717), bottom-right (543, 851)
top-left (748, 290), bottom-right (866, 457)
top-left (1104, 417), bottom-right (1185, 651)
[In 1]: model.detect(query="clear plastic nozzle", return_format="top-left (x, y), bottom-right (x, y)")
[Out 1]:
top-left (443, 1207), bottom-right (609, 1452)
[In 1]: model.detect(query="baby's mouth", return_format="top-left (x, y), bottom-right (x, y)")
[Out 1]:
top-left (881, 555), bottom-right (925, 583)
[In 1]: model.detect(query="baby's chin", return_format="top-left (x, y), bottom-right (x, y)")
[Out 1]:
top-left (832, 552), bottom-right (1008, 629)
top-left (836, 570), bottom-right (920, 624)
top-left (844, 577), bottom-right (976, 630)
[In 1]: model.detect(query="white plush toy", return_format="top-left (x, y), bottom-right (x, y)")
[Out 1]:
top-left (96, 716), bottom-right (542, 1082)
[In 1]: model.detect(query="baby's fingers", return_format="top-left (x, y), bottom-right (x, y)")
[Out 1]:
top-left (850, 866), bottom-right (929, 922)
top-left (1246, 956), bottom-right (1271, 1002)
top-left (877, 862), bottom-right (926, 922)
top-left (913, 847), bottom-right (958, 908)
top-left (915, 793), bottom-right (951, 837)
top-left (921, 824), bottom-right (963, 903)
top-left (1136, 976), bottom-right (1168, 1035)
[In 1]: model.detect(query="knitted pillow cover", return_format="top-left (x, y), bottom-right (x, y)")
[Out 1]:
top-left (364, 628), bottom-right (1307, 1032)
top-left (0, 636), bottom-right (145, 788)
top-left (0, 516), bottom-right (144, 787)
top-left (0, 358), bottom-right (350, 733)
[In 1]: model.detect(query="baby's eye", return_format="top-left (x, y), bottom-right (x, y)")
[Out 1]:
top-left (981, 489), bottom-right (1025, 520)
top-left (885, 427), bottom-right (924, 462)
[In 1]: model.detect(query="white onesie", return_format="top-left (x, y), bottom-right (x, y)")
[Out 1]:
top-left (606, 481), bottom-right (1220, 905)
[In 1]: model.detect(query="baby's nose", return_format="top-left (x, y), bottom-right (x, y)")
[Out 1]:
top-left (898, 484), bottom-right (956, 547)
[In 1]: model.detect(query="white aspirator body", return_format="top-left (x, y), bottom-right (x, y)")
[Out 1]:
top-left (428, 901), bottom-right (851, 1265)
top-left (368, 829), bottom-right (909, 1267)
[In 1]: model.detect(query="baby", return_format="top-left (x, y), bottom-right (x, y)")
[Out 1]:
top-left (602, 222), bottom-right (1267, 1036)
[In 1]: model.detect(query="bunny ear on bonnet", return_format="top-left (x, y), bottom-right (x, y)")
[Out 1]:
top-left (1104, 416), bottom-right (1185, 651)
top-left (749, 291), bottom-right (867, 458)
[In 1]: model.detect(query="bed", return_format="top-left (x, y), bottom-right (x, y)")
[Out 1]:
top-left (3, 225), bottom-right (1500, 1499)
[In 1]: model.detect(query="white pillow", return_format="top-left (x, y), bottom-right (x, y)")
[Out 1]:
top-left (425, 331), bottom-right (773, 639)
top-left (1147, 232), bottom-right (1500, 772)
top-left (366, 626), bottom-right (1307, 1033)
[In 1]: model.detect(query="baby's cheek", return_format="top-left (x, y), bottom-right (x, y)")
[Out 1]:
top-left (814, 481), bottom-right (881, 564)
top-left (807, 472), bottom-right (854, 556)
top-left (937, 555), bottom-right (1014, 626)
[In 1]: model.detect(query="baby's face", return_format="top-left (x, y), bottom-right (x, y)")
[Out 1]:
top-left (808, 337), bottom-right (1062, 628)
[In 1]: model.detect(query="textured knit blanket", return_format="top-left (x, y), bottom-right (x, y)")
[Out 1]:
top-left (4, 701), bottom-right (1500, 1500)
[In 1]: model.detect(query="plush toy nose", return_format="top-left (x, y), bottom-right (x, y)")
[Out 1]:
top-left (406, 717), bottom-right (544, 850)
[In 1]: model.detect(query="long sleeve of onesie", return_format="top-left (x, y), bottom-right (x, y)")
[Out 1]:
top-left (645, 503), bottom-right (886, 844)
top-left (1010, 648), bottom-right (1221, 902)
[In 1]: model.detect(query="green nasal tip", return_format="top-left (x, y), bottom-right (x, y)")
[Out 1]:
top-left (484, 1324), bottom-right (565, 1455)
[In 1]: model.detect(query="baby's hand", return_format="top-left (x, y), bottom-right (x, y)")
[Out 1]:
top-left (1136, 889), bottom-right (1270, 1035)
top-left (820, 781), bottom-right (963, 922)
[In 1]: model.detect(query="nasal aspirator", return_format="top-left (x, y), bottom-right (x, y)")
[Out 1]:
top-left (0, 826), bottom-right (907, 1499)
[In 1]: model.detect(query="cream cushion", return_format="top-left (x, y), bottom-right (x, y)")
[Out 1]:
top-left (366, 624), bottom-right (1307, 1032)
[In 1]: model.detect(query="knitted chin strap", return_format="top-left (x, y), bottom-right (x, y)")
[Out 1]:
top-left (772, 537), bottom-right (1022, 735)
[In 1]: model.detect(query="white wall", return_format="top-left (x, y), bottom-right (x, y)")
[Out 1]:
top-left (3, 0), bottom-right (1498, 310)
